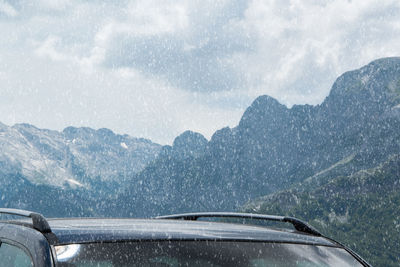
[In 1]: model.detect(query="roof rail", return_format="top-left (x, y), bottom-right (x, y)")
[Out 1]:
top-left (156, 212), bottom-right (321, 236)
top-left (0, 208), bottom-right (52, 233)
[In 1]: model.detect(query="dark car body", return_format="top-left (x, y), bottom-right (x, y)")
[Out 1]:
top-left (0, 209), bottom-right (370, 266)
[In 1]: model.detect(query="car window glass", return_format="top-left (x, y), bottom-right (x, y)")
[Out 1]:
top-left (56, 241), bottom-right (363, 267)
top-left (0, 242), bottom-right (33, 267)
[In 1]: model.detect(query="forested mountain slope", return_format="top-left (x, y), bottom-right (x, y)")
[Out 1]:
top-left (244, 154), bottom-right (400, 267)
top-left (119, 57), bottom-right (400, 218)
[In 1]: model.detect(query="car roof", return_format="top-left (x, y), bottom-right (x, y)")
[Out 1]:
top-left (46, 218), bottom-right (336, 246)
top-left (0, 209), bottom-right (337, 247)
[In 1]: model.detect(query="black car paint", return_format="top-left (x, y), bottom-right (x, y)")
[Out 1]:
top-left (0, 214), bottom-right (371, 267)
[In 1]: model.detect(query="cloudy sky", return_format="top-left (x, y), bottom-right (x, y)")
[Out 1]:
top-left (0, 0), bottom-right (399, 144)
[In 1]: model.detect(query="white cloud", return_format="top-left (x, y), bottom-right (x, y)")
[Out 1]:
top-left (234, 0), bottom-right (400, 105)
top-left (0, 0), bottom-right (399, 143)
top-left (0, 0), bottom-right (17, 17)
top-left (94, 0), bottom-right (249, 92)
top-left (37, 0), bottom-right (71, 11)
top-left (34, 36), bottom-right (67, 61)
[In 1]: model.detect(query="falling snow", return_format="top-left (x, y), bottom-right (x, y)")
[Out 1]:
top-left (0, 1), bottom-right (400, 266)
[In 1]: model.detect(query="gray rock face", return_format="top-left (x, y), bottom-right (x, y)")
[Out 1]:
top-left (120, 57), bottom-right (400, 216)
top-left (0, 124), bottom-right (161, 187)
top-left (171, 131), bottom-right (208, 160)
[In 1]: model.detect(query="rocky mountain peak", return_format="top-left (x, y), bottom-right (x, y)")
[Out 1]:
top-left (238, 95), bottom-right (288, 130)
top-left (12, 123), bottom-right (38, 130)
top-left (0, 121), bottom-right (8, 131)
top-left (171, 130), bottom-right (208, 159)
top-left (63, 126), bottom-right (96, 139)
top-left (325, 57), bottom-right (400, 109)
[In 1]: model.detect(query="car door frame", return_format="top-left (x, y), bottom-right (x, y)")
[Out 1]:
top-left (0, 223), bottom-right (54, 267)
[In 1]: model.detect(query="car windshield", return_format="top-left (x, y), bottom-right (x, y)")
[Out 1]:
top-left (55, 241), bottom-right (362, 267)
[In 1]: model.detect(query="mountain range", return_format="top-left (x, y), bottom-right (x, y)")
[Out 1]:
top-left (119, 57), bottom-right (400, 217)
top-left (0, 124), bottom-right (160, 214)
top-left (1, 57), bottom-right (400, 266)
top-left (0, 123), bottom-right (161, 186)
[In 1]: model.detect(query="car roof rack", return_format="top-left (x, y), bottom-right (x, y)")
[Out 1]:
top-left (156, 212), bottom-right (321, 236)
top-left (0, 208), bottom-right (52, 233)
